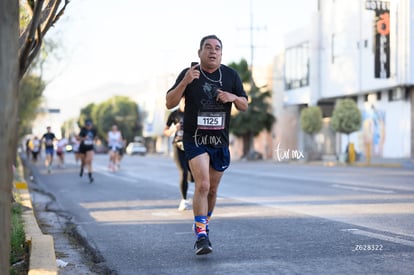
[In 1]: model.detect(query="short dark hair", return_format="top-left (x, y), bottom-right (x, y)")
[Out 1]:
top-left (199, 35), bottom-right (222, 50)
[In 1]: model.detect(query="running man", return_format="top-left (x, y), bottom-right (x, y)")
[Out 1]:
top-left (41, 126), bottom-right (57, 173)
top-left (165, 35), bottom-right (248, 255)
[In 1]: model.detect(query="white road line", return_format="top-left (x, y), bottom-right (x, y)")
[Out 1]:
top-left (332, 184), bottom-right (395, 194)
top-left (228, 168), bottom-right (413, 192)
top-left (342, 228), bottom-right (414, 248)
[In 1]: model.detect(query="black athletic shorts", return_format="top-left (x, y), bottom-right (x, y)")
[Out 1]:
top-left (79, 144), bottom-right (94, 154)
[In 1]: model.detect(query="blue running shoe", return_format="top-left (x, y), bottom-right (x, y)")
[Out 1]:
top-left (194, 236), bottom-right (212, 255)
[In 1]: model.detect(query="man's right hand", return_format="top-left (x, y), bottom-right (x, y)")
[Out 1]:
top-left (184, 63), bottom-right (200, 85)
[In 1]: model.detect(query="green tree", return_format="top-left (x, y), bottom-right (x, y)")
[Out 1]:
top-left (228, 58), bottom-right (251, 82)
top-left (18, 74), bottom-right (45, 138)
top-left (18, 39), bottom-right (59, 139)
top-left (61, 118), bottom-right (78, 139)
top-left (331, 98), bottom-right (362, 163)
top-left (331, 98), bottom-right (362, 142)
top-left (300, 106), bottom-right (323, 135)
top-left (228, 59), bottom-right (276, 159)
top-left (18, 4), bottom-right (62, 139)
top-left (300, 106), bottom-right (323, 160)
top-left (91, 96), bottom-right (139, 143)
top-left (78, 96), bottom-right (140, 144)
top-left (78, 103), bottom-right (96, 127)
top-left (19, 0), bottom-right (69, 78)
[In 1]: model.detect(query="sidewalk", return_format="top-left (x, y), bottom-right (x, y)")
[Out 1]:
top-left (356, 157), bottom-right (414, 168)
top-left (13, 157), bottom-right (57, 275)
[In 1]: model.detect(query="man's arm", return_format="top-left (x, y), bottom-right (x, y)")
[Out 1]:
top-left (233, 96), bottom-right (248, 111)
top-left (166, 80), bottom-right (187, 109)
top-left (166, 65), bottom-right (200, 109)
top-left (216, 90), bottom-right (248, 111)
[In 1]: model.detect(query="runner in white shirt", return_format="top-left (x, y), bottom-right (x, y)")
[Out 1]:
top-left (107, 124), bottom-right (123, 172)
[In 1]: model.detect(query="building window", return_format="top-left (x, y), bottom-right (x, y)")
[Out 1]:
top-left (284, 42), bottom-right (310, 90)
top-left (332, 32), bottom-right (347, 63)
top-left (389, 88), bottom-right (406, 101)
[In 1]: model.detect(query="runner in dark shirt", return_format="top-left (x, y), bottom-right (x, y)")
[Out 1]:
top-left (41, 126), bottom-right (57, 173)
top-left (164, 98), bottom-right (193, 211)
top-left (77, 119), bottom-right (97, 183)
top-left (166, 35), bottom-right (248, 255)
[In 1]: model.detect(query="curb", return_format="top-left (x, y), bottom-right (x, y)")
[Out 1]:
top-left (14, 161), bottom-right (57, 275)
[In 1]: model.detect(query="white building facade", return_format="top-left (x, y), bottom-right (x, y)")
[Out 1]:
top-left (275, 0), bottom-right (413, 160)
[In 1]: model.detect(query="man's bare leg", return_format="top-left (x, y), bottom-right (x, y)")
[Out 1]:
top-left (189, 153), bottom-right (210, 217)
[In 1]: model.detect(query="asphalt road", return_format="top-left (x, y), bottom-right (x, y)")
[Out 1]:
top-left (26, 152), bottom-right (414, 275)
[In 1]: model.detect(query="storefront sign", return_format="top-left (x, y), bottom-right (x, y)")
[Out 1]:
top-left (366, 1), bottom-right (390, 78)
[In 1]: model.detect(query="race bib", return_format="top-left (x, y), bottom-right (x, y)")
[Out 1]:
top-left (197, 112), bottom-right (225, 130)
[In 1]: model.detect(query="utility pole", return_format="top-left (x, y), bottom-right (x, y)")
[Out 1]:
top-left (242, 0), bottom-right (268, 159)
top-left (247, 0), bottom-right (267, 88)
top-left (249, 0), bottom-right (256, 88)
top-left (237, 0), bottom-right (267, 83)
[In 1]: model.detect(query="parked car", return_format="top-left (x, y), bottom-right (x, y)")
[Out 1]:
top-left (126, 141), bottom-right (147, 156)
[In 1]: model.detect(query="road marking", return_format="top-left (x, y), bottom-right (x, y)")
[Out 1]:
top-left (332, 184), bottom-right (395, 194)
top-left (342, 228), bottom-right (414, 248)
top-left (97, 169), bottom-right (137, 183)
top-left (229, 168), bottom-right (414, 192)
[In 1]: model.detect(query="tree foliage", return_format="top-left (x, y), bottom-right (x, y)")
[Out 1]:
top-left (228, 59), bottom-right (251, 83)
top-left (79, 96), bottom-right (140, 143)
top-left (331, 98), bottom-right (362, 135)
top-left (18, 2), bottom-right (64, 139)
top-left (19, 0), bottom-right (70, 78)
top-left (228, 58), bottom-right (276, 158)
top-left (61, 118), bottom-right (78, 139)
top-left (230, 86), bottom-right (275, 137)
top-left (18, 39), bottom-right (58, 138)
top-left (78, 103), bottom-right (96, 126)
top-left (18, 74), bottom-right (45, 138)
top-left (300, 106), bottom-right (323, 135)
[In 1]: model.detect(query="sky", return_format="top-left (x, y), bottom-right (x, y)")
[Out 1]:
top-left (41, 0), bottom-right (317, 124)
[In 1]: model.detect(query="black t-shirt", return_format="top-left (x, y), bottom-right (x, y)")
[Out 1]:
top-left (166, 109), bottom-right (184, 144)
top-left (42, 133), bottom-right (56, 149)
top-left (79, 127), bottom-right (97, 147)
top-left (167, 64), bottom-right (247, 148)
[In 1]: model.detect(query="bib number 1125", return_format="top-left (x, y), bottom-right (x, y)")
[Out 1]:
top-left (197, 112), bottom-right (225, 130)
